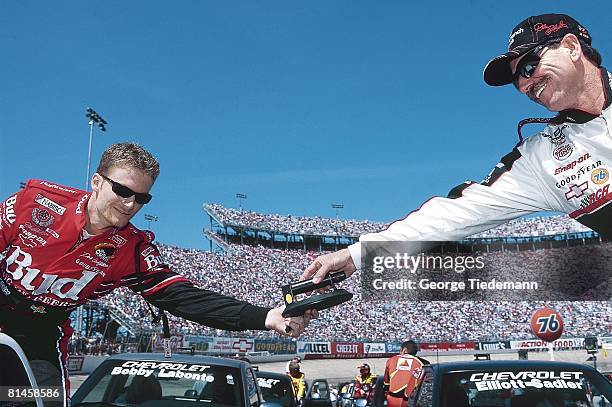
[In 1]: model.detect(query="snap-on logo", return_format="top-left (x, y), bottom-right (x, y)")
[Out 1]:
top-left (34, 194), bottom-right (66, 215)
top-left (554, 153), bottom-right (590, 175)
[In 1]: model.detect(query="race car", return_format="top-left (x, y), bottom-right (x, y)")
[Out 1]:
top-left (256, 370), bottom-right (298, 407)
top-left (408, 360), bottom-right (612, 407)
top-left (71, 352), bottom-right (269, 406)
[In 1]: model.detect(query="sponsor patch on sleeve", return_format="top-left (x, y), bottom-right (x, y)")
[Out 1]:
top-left (2, 194), bottom-right (18, 226)
top-left (140, 244), bottom-right (165, 271)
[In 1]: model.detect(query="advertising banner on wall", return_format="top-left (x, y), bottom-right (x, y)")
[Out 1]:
top-left (510, 338), bottom-right (584, 350)
top-left (254, 339), bottom-right (297, 355)
top-left (297, 341), bottom-right (331, 355)
top-left (364, 343), bottom-right (386, 354)
top-left (476, 341), bottom-right (512, 351)
top-left (330, 342), bottom-right (365, 358)
top-left (211, 337), bottom-right (255, 353)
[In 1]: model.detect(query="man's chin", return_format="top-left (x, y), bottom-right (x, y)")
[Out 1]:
top-left (110, 218), bottom-right (131, 229)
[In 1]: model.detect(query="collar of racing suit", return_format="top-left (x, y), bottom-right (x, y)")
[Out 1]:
top-left (517, 67), bottom-right (611, 143)
top-left (552, 67), bottom-right (612, 124)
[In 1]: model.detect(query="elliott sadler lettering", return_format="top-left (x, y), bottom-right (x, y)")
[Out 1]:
top-left (469, 370), bottom-right (583, 392)
top-left (5, 246), bottom-right (97, 301)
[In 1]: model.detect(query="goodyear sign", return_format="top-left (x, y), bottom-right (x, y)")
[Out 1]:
top-left (254, 339), bottom-right (297, 355)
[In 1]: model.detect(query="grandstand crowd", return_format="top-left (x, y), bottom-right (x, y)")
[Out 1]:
top-left (205, 204), bottom-right (593, 238)
top-left (206, 203), bottom-right (387, 236)
top-left (99, 239), bottom-right (610, 343)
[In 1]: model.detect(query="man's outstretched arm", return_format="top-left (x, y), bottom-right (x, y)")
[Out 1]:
top-left (303, 145), bottom-right (553, 282)
top-left (143, 281), bottom-right (314, 337)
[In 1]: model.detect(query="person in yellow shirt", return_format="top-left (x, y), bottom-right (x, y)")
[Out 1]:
top-left (288, 361), bottom-right (306, 402)
top-left (354, 363), bottom-right (377, 404)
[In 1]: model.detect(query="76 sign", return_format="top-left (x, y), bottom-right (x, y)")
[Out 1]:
top-left (530, 307), bottom-right (564, 342)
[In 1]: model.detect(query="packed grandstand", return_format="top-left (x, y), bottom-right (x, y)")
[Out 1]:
top-left (204, 203), bottom-right (594, 238)
top-left (96, 204), bottom-right (610, 345)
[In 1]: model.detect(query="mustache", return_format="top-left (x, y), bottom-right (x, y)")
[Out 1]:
top-left (527, 78), bottom-right (546, 102)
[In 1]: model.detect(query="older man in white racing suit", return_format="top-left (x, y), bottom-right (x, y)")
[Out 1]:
top-left (302, 13), bottom-right (612, 280)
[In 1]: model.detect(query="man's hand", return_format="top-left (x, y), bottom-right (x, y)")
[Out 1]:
top-left (301, 248), bottom-right (356, 284)
top-left (265, 306), bottom-right (319, 338)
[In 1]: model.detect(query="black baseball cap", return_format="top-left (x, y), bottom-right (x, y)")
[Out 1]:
top-left (483, 14), bottom-right (592, 86)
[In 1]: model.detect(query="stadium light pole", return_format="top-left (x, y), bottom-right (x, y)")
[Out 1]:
top-left (77, 108), bottom-right (107, 337)
top-left (331, 203), bottom-right (344, 250)
top-left (331, 203), bottom-right (344, 220)
top-left (85, 107), bottom-right (108, 191)
top-left (144, 214), bottom-right (159, 230)
top-left (236, 193), bottom-right (247, 212)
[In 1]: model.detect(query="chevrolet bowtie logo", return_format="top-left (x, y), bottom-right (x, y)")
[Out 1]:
top-left (30, 304), bottom-right (47, 314)
top-left (565, 181), bottom-right (589, 200)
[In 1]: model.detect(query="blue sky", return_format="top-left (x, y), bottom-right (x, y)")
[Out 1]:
top-left (1, 1), bottom-right (609, 249)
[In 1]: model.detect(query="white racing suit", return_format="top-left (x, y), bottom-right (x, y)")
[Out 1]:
top-left (349, 69), bottom-right (612, 268)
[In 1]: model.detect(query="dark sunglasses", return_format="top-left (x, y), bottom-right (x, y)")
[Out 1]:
top-left (100, 174), bottom-right (153, 204)
top-left (513, 39), bottom-right (561, 85)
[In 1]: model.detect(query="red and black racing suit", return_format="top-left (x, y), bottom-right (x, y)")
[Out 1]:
top-left (0, 179), bottom-right (272, 406)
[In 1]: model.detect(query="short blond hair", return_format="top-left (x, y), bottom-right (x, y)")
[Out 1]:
top-left (96, 142), bottom-right (160, 180)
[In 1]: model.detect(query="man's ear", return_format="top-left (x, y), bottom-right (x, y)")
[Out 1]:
top-left (561, 33), bottom-right (582, 62)
top-left (91, 173), bottom-right (103, 193)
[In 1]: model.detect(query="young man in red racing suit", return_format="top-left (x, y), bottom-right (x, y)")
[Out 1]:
top-left (0, 142), bottom-right (316, 406)
top-left (302, 14), bottom-right (612, 291)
